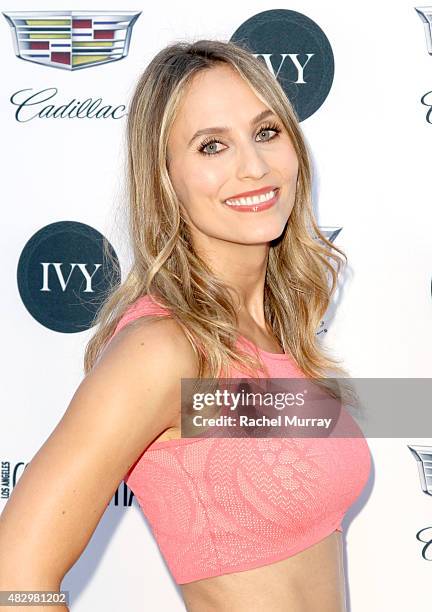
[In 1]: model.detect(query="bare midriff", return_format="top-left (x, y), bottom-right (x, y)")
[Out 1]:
top-left (180, 530), bottom-right (346, 612)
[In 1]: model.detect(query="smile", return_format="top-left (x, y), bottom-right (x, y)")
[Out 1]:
top-left (223, 188), bottom-right (280, 213)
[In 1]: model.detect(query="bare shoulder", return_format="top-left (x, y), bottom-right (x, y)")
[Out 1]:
top-left (0, 315), bottom-right (198, 585)
top-left (100, 314), bottom-right (199, 380)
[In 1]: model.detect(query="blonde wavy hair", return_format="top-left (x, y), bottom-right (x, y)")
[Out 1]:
top-left (84, 39), bottom-right (350, 395)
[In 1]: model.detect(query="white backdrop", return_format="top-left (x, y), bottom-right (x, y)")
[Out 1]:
top-left (1, 1), bottom-right (432, 610)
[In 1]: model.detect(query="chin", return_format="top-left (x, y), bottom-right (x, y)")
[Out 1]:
top-left (236, 231), bottom-right (286, 246)
top-left (248, 221), bottom-right (288, 243)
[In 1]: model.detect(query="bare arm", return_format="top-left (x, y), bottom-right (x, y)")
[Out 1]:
top-left (0, 316), bottom-right (198, 608)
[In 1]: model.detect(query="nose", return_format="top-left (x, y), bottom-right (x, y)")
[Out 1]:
top-left (235, 138), bottom-right (271, 181)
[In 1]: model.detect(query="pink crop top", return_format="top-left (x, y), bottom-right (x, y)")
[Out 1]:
top-left (108, 294), bottom-right (371, 584)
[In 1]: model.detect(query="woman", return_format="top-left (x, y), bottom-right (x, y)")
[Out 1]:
top-left (0, 40), bottom-right (370, 611)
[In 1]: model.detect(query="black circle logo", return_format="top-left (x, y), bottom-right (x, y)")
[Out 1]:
top-left (231, 9), bottom-right (334, 121)
top-left (17, 221), bottom-right (120, 333)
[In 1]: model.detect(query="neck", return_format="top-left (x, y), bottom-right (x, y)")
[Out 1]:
top-left (192, 234), bottom-right (270, 329)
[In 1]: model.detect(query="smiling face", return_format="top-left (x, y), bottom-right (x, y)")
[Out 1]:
top-left (166, 63), bottom-right (299, 250)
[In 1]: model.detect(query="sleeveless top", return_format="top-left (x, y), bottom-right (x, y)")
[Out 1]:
top-left (107, 294), bottom-right (371, 584)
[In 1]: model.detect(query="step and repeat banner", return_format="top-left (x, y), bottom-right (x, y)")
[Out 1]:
top-left (1, 1), bottom-right (431, 610)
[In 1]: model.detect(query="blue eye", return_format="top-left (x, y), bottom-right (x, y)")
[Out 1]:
top-left (199, 140), bottom-right (222, 156)
top-left (197, 122), bottom-right (282, 157)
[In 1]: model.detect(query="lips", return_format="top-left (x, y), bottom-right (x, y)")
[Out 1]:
top-left (224, 185), bottom-right (278, 202)
top-left (222, 187), bottom-right (280, 213)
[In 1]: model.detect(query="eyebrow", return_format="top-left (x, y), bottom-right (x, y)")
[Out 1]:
top-left (187, 109), bottom-right (277, 147)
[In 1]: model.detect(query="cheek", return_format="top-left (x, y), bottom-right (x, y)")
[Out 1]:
top-left (190, 163), bottom-right (225, 196)
top-left (287, 146), bottom-right (299, 178)
top-left (270, 136), bottom-right (298, 168)
top-left (169, 161), bottom-right (224, 223)
top-left (276, 146), bottom-right (299, 183)
top-left (178, 163), bottom-right (226, 212)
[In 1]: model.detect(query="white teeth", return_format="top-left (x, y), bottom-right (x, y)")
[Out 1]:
top-left (225, 189), bottom-right (276, 206)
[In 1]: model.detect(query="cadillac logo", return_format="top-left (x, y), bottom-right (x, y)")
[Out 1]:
top-left (416, 7), bottom-right (432, 54)
top-left (3, 10), bottom-right (141, 70)
top-left (409, 444), bottom-right (432, 495)
top-left (316, 227), bottom-right (342, 337)
top-left (318, 226), bottom-right (342, 244)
